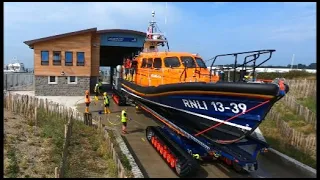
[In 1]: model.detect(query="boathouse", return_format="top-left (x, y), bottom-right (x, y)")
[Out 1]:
top-left (24, 28), bottom-right (146, 96)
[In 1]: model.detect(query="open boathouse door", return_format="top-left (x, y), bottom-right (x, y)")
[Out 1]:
top-left (97, 30), bottom-right (145, 91)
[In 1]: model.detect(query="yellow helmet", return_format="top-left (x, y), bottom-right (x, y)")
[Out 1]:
top-left (103, 92), bottom-right (107, 96)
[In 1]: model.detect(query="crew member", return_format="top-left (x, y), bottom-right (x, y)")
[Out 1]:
top-left (84, 90), bottom-right (91, 113)
top-left (94, 79), bottom-right (103, 101)
top-left (124, 57), bottom-right (132, 80)
top-left (122, 57), bottom-right (126, 79)
top-left (278, 78), bottom-right (286, 96)
top-left (121, 108), bottom-right (128, 134)
top-left (94, 83), bottom-right (100, 101)
top-left (103, 92), bottom-right (111, 114)
top-left (98, 79), bottom-right (103, 92)
top-left (130, 58), bottom-right (137, 82)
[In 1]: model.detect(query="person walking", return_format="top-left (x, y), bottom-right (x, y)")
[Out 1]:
top-left (94, 79), bottom-right (103, 101)
top-left (121, 108), bottom-right (128, 134)
top-left (103, 92), bottom-right (111, 114)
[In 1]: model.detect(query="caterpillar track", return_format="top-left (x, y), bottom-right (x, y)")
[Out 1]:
top-left (146, 126), bottom-right (200, 177)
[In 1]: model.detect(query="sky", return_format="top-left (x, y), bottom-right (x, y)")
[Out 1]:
top-left (4, 2), bottom-right (316, 68)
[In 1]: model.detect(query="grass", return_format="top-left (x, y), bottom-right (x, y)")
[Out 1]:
top-left (36, 108), bottom-right (67, 165)
top-left (5, 143), bottom-right (20, 178)
top-left (297, 97), bottom-right (317, 113)
top-left (4, 107), bottom-right (65, 178)
top-left (260, 117), bottom-right (316, 169)
top-left (108, 130), bottom-right (134, 178)
top-left (64, 120), bottom-right (117, 178)
top-left (273, 102), bottom-right (315, 135)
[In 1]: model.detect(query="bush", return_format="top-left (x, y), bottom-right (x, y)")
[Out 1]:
top-left (220, 70), bottom-right (315, 82)
top-left (257, 70), bottom-right (315, 80)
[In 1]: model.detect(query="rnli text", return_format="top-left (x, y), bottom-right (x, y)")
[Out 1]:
top-left (182, 99), bottom-right (208, 110)
top-left (182, 99), bottom-right (248, 114)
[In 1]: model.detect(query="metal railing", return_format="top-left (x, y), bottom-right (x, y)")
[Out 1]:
top-left (207, 49), bottom-right (276, 82)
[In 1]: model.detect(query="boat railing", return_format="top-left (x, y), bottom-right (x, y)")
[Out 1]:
top-left (207, 49), bottom-right (276, 82)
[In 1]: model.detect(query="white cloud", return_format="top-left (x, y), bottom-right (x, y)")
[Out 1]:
top-left (4, 2), bottom-right (183, 32)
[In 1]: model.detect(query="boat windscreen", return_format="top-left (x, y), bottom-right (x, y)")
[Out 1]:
top-left (164, 57), bottom-right (181, 68)
top-left (195, 57), bottom-right (207, 68)
top-left (181, 56), bottom-right (196, 68)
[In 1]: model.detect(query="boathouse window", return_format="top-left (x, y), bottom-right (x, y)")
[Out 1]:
top-left (164, 57), bottom-right (180, 68)
top-left (48, 76), bottom-right (58, 84)
top-left (65, 51), bottom-right (73, 66)
top-left (53, 51), bottom-right (61, 66)
top-left (41, 51), bottom-right (49, 65)
top-left (77, 52), bottom-right (85, 66)
top-left (195, 57), bottom-right (207, 68)
top-left (68, 76), bottom-right (77, 84)
top-left (141, 58), bottom-right (147, 68)
top-left (153, 58), bottom-right (162, 69)
top-left (181, 56), bottom-right (196, 68)
top-left (147, 58), bottom-right (153, 68)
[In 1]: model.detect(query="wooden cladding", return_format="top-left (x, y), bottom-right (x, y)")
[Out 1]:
top-left (33, 33), bottom-right (93, 76)
top-left (91, 33), bottom-right (101, 76)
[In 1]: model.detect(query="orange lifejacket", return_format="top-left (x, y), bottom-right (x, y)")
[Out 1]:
top-left (85, 94), bottom-right (90, 103)
top-left (279, 80), bottom-right (285, 91)
top-left (125, 59), bottom-right (131, 68)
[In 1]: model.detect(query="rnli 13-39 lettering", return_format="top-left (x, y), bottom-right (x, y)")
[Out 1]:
top-left (182, 99), bottom-right (247, 114)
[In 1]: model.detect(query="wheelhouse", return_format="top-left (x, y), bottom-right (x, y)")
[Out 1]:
top-left (136, 53), bottom-right (207, 69)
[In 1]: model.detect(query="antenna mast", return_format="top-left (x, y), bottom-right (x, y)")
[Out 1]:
top-left (290, 54), bottom-right (295, 69)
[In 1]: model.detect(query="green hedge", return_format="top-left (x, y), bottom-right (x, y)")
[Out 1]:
top-left (219, 70), bottom-right (315, 82)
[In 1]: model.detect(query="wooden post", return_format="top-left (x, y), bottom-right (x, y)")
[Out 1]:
top-left (25, 95), bottom-right (29, 116)
top-left (55, 167), bottom-right (59, 178)
top-left (12, 96), bottom-right (14, 112)
top-left (99, 116), bottom-right (102, 131)
top-left (34, 107), bottom-right (38, 126)
top-left (84, 113), bottom-right (88, 125)
top-left (83, 113), bottom-right (92, 126)
top-left (45, 98), bottom-right (49, 114)
top-left (64, 124), bottom-right (68, 139)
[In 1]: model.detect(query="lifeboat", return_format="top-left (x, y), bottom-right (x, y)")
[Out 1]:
top-left (119, 11), bottom-right (289, 144)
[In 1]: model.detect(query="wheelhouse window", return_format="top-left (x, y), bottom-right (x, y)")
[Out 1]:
top-left (164, 57), bottom-right (181, 68)
top-left (41, 51), bottom-right (49, 65)
top-left (77, 52), bottom-right (85, 66)
top-left (147, 58), bottom-right (153, 68)
top-left (153, 58), bottom-right (162, 69)
top-left (65, 51), bottom-right (73, 66)
top-left (195, 57), bottom-right (207, 68)
top-left (53, 51), bottom-right (61, 65)
top-left (141, 58), bottom-right (147, 68)
top-left (48, 76), bottom-right (58, 84)
top-left (181, 56), bottom-right (196, 68)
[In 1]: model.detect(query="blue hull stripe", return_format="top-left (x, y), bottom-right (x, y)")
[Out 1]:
top-left (121, 88), bottom-right (252, 131)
